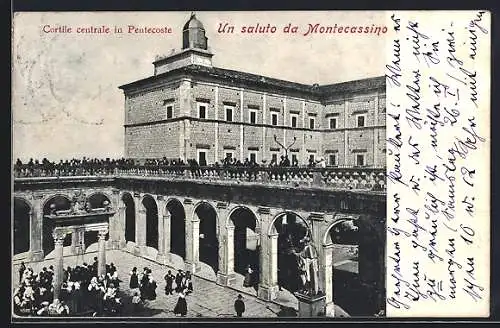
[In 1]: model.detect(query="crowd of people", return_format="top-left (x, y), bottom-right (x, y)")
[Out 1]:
top-left (13, 154), bottom-right (330, 178)
top-left (13, 257), bottom-right (123, 317)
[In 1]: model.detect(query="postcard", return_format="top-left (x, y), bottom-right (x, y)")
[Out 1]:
top-left (11, 10), bottom-right (490, 320)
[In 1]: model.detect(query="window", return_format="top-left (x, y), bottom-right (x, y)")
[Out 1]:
top-left (271, 112), bottom-right (278, 126)
top-left (271, 153), bottom-right (278, 163)
top-left (249, 151), bottom-right (257, 163)
top-left (329, 117), bottom-right (337, 129)
top-left (329, 154), bottom-right (337, 166)
top-left (291, 114), bottom-right (298, 128)
top-left (357, 114), bottom-right (366, 127)
top-left (309, 117), bottom-right (315, 130)
top-left (356, 154), bottom-right (365, 166)
top-left (225, 152), bottom-right (233, 160)
top-left (249, 110), bottom-right (257, 124)
top-left (225, 106), bottom-right (234, 122)
top-left (197, 150), bottom-right (207, 166)
top-left (309, 154), bottom-right (315, 162)
top-left (166, 105), bottom-right (173, 119)
top-left (291, 153), bottom-right (298, 165)
top-left (198, 103), bottom-right (207, 119)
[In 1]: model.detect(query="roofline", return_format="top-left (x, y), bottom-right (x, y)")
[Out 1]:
top-left (118, 65), bottom-right (385, 99)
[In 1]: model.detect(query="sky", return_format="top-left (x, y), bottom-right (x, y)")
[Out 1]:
top-left (12, 11), bottom-right (386, 162)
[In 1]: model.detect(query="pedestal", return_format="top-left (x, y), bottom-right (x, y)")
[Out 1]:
top-left (216, 272), bottom-right (236, 286)
top-left (257, 284), bottom-right (279, 301)
top-left (52, 234), bottom-right (65, 301)
top-left (295, 292), bottom-right (326, 317)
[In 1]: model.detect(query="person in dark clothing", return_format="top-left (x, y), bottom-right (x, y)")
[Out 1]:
top-left (234, 294), bottom-right (245, 317)
top-left (173, 290), bottom-right (187, 317)
top-left (129, 267), bottom-right (139, 289)
top-left (175, 270), bottom-right (183, 293)
top-left (164, 270), bottom-right (174, 295)
top-left (19, 262), bottom-right (26, 284)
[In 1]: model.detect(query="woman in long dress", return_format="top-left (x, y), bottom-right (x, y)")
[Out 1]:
top-left (243, 265), bottom-right (253, 287)
top-left (173, 290), bottom-right (187, 317)
top-left (129, 267), bottom-right (139, 289)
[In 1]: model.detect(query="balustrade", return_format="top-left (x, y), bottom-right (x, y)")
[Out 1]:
top-left (13, 164), bottom-right (386, 191)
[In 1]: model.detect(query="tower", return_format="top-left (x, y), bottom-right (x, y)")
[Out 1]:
top-left (183, 12), bottom-right (208, 50)
top-left (153, 12), bottom-right (213, 75)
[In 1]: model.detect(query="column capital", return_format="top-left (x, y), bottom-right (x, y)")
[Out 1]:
top-left (309, 212), bottom-right (326, 221)
top-left (156, 195), bottom-right (164, 201)
top-left (133, 192), bottom-right (141, 198)
top-left (112, 188), bottom-right (120, 195)
top-left (257, 206), bottom-right (271, 215)
top-left (163, 213), bottom-right (171, 220)
top-left (138, 208), bottom-right (146, 214)
top-left (216, 202), bottom-right (228, 209)
top-left (98, 229), bottom-right (109, 239)
top-left (183, 198), bottom-right (194, 205)
top-left (33, 193), bottom-right (45, 200)
top-left (52, 230), bottom-right (66, 243)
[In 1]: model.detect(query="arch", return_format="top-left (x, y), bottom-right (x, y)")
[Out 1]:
top-left (270, 211), bottom-right (311, 294)
top-left (42, 194), bottom-right (72, 257)
top-left (13, 197), bottom-right (32, 255)
top-left (166, 198), bottom-right (186, 259)
top-left (41, 192), bottom-right (71, 212)
top-left (87, 191), bottom-right (112, 209)
top-left (267, 211), bottom-right (310, 236)
top-left (322, 217), bottom-right (359, 246)
top-left (142, 194), bottom-right (159, 250)
top-left (227, 206), bottom-right (260, 279)
top-left (121, 192), bottom-right (135, 243)
top-left (194, 201), bottom-right (219, 273)
top-left (226, 205), bottom-right (261, 230)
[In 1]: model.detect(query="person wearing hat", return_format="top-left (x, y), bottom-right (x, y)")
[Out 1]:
top-left (175, 270), bottom-right (183, 293)
top-left (234, 294), bottom-right (245, 317)
top-left (164, 270), bottom-right (174, 295)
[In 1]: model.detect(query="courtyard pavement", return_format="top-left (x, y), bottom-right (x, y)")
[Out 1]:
top-left (13, 249), bottom-right (294, 318)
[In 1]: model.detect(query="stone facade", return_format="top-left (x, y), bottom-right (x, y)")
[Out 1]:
top-left (119, 15), bottom-right (386, 167)
top-left (13, 176), bottom-right (386, 316)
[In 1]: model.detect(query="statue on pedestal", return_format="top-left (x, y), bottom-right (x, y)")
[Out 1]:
top-left (294, 236), bottom-right (320, 296)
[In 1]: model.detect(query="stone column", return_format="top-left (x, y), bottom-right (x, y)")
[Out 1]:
top-left (257, 207), bottom-right (279, 301)
top-left (71, 228), bottom-right (79, 255)
top-left (324, 245), bottom-right (335, 316)
top-left (134, 194), bottom-right (147, 255)
top-left (117, 205), bottom-right (127, 249)
top-left (185, 218), bottom-right (200, 273)
top-left (156, 198), bottom-right (166, 263)
top-left (216, 225), bottom-right (235, 286)
top-left (97, 229), bottom-right (108, 277)
top-left (52, 230), bottom-right (65, 301)
top-left (163, 212), bottom-right (172, 260)
top-left (29, 194), bottom-right (44, 261)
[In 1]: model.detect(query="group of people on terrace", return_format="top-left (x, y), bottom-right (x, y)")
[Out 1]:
top-left (13, 154), bottom-right (328, 178)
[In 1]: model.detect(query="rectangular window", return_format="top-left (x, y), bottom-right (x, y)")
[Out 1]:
top-left (329, 117), bottom-right (337, 129)
top-left (329, 154), bottom-right (337, 166)
top-left (197, 150), bottom-right (207, 166)
top-left (291, 114), bottom-right (298, 128)
top-left (225, 152), bottom-right (233, 160)
top-left (198, 103), bottom-right (207, 119)
top-left (271, 112), bottom-right (278, 126)
top-left (291, 154), bottom-right (298, 165)
top-left (356, 154), bottom-right (365, 166)
top-left (357, 114), bottom-right (366, 127)
top-left (309, 117), bottom-right (315, 130)
top-left (309, 154), bottom-right (315, 162)
top-left (225, 106), bottom-right (233, 122)
top-left (249, 152), bottom-right (257, 163)
top-left (271, 153), bottom-right (278, 163)
top-left (166, 105), bottom-right (173, 119)
top-left (250, 110), bottom-right (257, 124)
